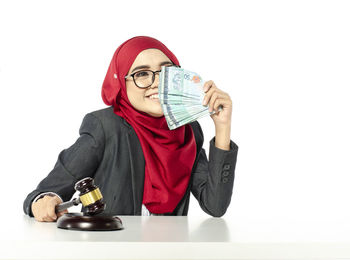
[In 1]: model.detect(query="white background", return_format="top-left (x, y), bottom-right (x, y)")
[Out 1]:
top-left (0, 0), bottom-right (349, 222)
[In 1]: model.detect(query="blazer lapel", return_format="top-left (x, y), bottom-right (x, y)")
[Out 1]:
top-left (124, 121), bottom-right (145, 215)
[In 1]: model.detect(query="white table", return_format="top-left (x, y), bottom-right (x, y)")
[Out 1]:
top-left (1, 214), bottom-right (350, 259)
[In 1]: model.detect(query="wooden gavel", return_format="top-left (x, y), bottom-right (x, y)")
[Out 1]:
top-left (55, 177), bottom-right (106, 216)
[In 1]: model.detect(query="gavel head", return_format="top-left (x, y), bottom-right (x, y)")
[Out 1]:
top-left (74, 177), bottom-right (106, 216)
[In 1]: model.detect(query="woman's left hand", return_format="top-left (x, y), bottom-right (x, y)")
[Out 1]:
top-left (202, 80), bottom-right (232, 127)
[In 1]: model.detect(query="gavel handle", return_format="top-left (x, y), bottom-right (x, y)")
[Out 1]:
top-left (55, 198), bottom-right (80, 213)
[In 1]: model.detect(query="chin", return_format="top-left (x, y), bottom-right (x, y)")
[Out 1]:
top-left (148, 112), bottom-right (164, 117)
top-left (147, 109), bottom-right (164, 117)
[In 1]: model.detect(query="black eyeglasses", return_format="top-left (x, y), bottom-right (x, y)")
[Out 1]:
top-left (125, 65), bottom-right (181, 89)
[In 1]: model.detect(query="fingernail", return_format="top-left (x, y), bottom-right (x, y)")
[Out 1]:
top-left (202, 98), bottom-right (206, 105)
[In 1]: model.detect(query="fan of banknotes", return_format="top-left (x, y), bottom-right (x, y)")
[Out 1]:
top-left (158, 66), bottom-right (222, 130)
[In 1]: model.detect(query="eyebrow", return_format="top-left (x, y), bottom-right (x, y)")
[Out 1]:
top-left (130, 61), bottom-right (173, 73)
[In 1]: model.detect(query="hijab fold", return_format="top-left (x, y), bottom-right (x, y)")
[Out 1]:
top-left (101, 36), bottom-right (197, 214)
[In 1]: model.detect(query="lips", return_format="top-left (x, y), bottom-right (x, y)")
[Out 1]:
top-left (146, 93), bottom-right (159, 100)
top-left (146, 92), bottom-right (158, 97)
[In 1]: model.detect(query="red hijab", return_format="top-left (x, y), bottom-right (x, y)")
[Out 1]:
top-left (101, 36), bottom-right (197, 214)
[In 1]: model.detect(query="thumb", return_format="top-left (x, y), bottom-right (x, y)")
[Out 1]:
top-left (54, 195), bottom-right (63, 204)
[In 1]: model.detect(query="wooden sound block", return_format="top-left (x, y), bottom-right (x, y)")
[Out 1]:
top-left (57, 213), bottom-right (123, 231)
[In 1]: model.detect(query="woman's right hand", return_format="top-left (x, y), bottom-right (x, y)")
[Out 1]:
top-left (31, 195), bottom-right (68, 222)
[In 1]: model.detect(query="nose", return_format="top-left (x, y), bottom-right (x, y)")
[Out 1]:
top-left (150, 72), bottom-right (160, 89)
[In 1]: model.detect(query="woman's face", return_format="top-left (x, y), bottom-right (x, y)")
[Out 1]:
top-left (125, 48), bottom-right (173, 117)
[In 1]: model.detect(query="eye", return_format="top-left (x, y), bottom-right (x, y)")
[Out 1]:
top-left (134, 71), bottom-right (151, 78)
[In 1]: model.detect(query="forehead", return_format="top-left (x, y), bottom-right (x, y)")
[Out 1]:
top-left (130, 48), bottom-right (172, 68)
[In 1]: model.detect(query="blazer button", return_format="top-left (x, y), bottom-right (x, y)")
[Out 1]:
top-left (222, 171), bottom-right (230, 177)
top-left (222, 177), bottom-right (228, 183)
top-left (223, 164), bottom-right (231, 170)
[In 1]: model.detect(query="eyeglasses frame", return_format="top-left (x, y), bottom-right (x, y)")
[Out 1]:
top-left (124, 65), bottom-right (181, 89)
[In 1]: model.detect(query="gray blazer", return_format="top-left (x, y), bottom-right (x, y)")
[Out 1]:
top-left (23, 106), bottom-right (238, 217)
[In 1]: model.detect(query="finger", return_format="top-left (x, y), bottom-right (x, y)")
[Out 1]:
top-left (49, 196), bottom-right (63, 218)
top-left (57, 213), bottom-right (65, 218)
top-left (33, 213), bottom-right (43, 222)
top-left (208, 92), bottom-right (219, 112)
top-left (50, 196), bottom-right (62, 209)
top-left (42, 215), bottom-right (55, 222)
top-left (32, 203), bottom-right (44, 221)
top-left (203, 80), bottom-right (215, 93)
top-left (203, 89), bottom-right (225, 106)
top-left (202, 84), bottom-right (228, 106)
top-left (212, 98), bottom-right (231, 113)
top-left (47, 201), bottom-right (58, 221)
top-left (203, 81), bottom-right (227, 94)
top-left (57, 210), bottom-right (68, 218)
top-left (53, 195), bottom-right (63, 204)
top-left (36, 217), bottom-right (45, 222)
top-left (208, 92), bottom-right (228, 112)
top-left (42, 195), bottom-right (51, 202)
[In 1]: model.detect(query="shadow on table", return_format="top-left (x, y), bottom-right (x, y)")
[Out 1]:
top-left (140, 217), bottom-right (230, 242)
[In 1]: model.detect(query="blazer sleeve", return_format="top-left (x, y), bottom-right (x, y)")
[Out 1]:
top-left (190, 124), bottom-right (238, 217)
top-left (23, 113), bottom-right (105, 217)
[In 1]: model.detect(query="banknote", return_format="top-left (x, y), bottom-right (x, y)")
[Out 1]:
top-left (159, 66), bottom-right (222, 130)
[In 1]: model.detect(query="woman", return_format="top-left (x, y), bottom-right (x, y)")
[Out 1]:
top-left (23, 36), bottom-right (238, 221)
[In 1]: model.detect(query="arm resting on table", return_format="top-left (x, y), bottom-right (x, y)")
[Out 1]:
top-left (23, 113), bottom-right (105, 217)
top-left (191, 136), bottom-right (238, 217)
